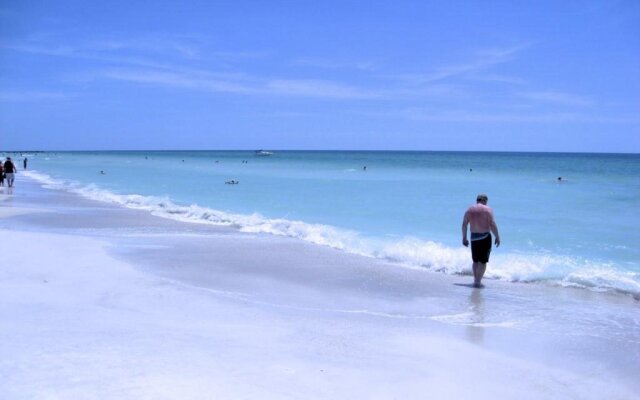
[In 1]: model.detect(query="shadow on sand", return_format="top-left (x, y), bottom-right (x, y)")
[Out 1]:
top-left (453, 283), bottom-right (485, 289)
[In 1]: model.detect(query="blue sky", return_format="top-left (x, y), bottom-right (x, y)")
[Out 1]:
top-left (1, 0), bottom-right (639, 152)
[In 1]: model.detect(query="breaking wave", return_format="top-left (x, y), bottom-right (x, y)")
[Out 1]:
top-left (24, 171), bottom-right (640, 297)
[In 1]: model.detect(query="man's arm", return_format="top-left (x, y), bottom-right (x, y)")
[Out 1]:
top-left (489, 213), bottom-right (500, 247)
top-left (462, 212), bottom-right (469, 247)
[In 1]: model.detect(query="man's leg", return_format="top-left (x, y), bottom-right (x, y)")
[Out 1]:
top-left (472, 262), bottom-right (487, 287)
top-left (472, 262), bottom-right (479, 285)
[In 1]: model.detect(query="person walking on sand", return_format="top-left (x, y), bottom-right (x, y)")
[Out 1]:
top-left (3, 157), bottom-right (17, 188)
top-left (0, 162), bottom-right (4, 187)
top-left (462, 194), bottom-right (501, 288)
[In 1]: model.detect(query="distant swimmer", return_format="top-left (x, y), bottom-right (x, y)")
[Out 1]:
top-left (363, 166), bottom-right (367, 171)
top-left (225, 180), bottom-right (239, 184)
top-left (23, 157), bottom-right (28, 170)
top-left (557, 176), bottom-right (565, 182)
top-left (100, 170), bottom-right (106, 175)
top-left (462, 194), bottom-right (501, 288)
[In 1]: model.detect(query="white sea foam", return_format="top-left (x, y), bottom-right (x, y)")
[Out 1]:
top-left (24, 170), bottom-right (640, 297)
top-left (429, 312), bottom-right (520, 328)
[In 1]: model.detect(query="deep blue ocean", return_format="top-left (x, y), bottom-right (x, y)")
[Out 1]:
top-left (12, 150), bottom-right (640, 296)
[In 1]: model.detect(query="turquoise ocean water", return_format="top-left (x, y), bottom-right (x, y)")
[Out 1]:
top-left (12, 150), bottom-right (640, 296)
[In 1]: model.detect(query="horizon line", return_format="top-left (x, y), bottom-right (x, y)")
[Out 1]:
top-left (2, 149), bottom-right (639, 155)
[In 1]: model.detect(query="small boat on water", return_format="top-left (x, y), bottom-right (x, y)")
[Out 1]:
top-left (254, 150), bottom-right (273, 156)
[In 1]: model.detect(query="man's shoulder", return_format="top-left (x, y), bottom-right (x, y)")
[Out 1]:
top-left (468, 204), bottom-right (492, 212)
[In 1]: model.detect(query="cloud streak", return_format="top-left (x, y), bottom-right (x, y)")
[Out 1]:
top-left (102, 68), bottom-right (261, 95)
top-left (0, 90), bottom-right (69, 101)
top-left (265, 79), bottom-right (379, 99)
top-left (1, 33), bottom-right (262, 69)
top-left (401, 108), bottom-right (640, 124)
top-left (391, 43), bottom-right (531, 85)
top-left (87, 37), bottom-right (202, 59)
top-left (517, 91), bottom-right (595, 107)
top-left (1, 42), bottom-right (174, 70)
top-left (293, 57), bottom-right (378, 71)
top-left (100, 68), bottom-right (380, 99)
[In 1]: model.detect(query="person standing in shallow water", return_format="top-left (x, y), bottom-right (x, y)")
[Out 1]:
top-left (3, 157), bottom-right (17, 188)
top-left (462, 194), bottom-right (501, 288)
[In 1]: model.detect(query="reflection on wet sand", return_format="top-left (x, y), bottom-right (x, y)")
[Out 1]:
top-left (466, 288), bottom-right (485, 344)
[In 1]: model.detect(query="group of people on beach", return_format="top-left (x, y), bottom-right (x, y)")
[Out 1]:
top-left (0, 157), bottom-right (22, 188)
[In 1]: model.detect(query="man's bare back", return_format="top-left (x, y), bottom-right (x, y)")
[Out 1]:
top-left (465, 203), bottom-right (494, 233)
top-left (462, 198), bottom-right (500, 247)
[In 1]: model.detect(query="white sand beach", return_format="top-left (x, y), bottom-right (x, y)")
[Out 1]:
top-left (1, 177), bottom-right (638, 400)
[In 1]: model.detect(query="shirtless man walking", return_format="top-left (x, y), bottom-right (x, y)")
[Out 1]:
top-left (462, 194), bottom-right (501, 288)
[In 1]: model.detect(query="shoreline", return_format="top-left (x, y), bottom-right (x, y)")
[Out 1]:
top-left (20, 168), bottom-right (640, 298)
top-left (1, 176), bottom-right (639, 399)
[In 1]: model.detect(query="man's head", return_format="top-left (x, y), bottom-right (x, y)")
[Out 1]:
top-left (476, 194), bottom-right (488, 204)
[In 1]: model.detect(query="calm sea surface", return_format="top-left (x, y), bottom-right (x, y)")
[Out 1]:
top-left (12, 150), bottom-right (640, 295)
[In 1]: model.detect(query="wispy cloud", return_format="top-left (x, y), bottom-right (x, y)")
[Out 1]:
top-left (0, 90), bottom-right (69, 101)
top-left (1, 42), bottom-right (174, 70)
top-left (1, 32), bottom-right (264, 70)
top-left (473, 44), bottom-right (532, 60)
top-left (517, 91), bottom-right (595, 107)
top-left (249, 111), bottom-right (318, 118)
top-left (100, 68), bottom-right (379, 99)
top-left (85, 35), bottom-right (266, 62)
top-left (265, 79), bottom-right (379, 99)
top-left (465, 73), bottom-right (527, 85)
top-left (401, 107), bottom-right (639, 124)
top-left (87, 36), bottom-right (202, 59)
top-left (392, 43), bottom-right (531, 85)
top-left (294, 57), bottom-right (377, 71)
top-left (101, 68), bottom-right (261, 95)
top-left (12, 32), bottom-right (200, 54)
